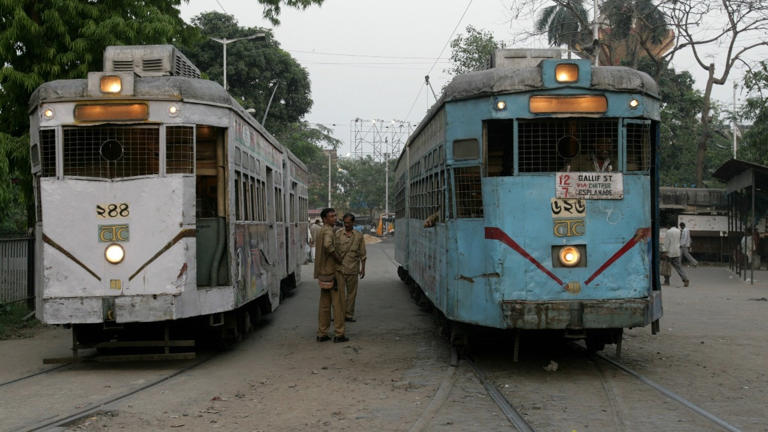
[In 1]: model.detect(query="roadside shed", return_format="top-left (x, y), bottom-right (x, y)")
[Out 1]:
top-left (712, 159), bottom-right (768, 283)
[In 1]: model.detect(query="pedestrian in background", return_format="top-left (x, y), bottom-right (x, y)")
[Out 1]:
top-left (679, 222), bottom-right (698, 267)
top-left (309, 219), bottom-right (322, 262)
top-left (314, 208), bottom-right (348, 343)
top-left (662, 223), bottom-right (689, 287)
top-left (335, 213), bottom-right (366, 322)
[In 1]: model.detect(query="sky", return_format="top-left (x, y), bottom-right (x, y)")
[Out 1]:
top-left (179, 0), bottom-right (762, 157)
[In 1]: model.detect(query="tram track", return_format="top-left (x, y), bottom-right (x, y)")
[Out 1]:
top-left (0, 363), bottom-right (72, 389)
top-left (465, 342), bottom-right (743, 432)
top-left (14, 353), bottom-right (215, 432)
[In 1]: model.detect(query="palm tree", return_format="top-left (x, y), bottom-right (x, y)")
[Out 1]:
top-left (600, 0), bottom-right (672, 68)
top-left (535, 0), bottom-right (594, 59)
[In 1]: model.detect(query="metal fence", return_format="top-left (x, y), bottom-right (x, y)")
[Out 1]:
top-left (0, 237), bottom-right (33, 305)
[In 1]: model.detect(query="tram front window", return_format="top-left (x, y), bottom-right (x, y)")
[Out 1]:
top-left (517, 119), bottom-right (617, 173)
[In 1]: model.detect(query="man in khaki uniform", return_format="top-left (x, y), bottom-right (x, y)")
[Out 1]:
top-left (314, 208), bottom-right (348, 343)
top-left (335, 213), bottom-right (367, 322)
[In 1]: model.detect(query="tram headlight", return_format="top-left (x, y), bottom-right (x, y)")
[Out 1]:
top-left (105, 244), bottom-right (125, 264)
top-left (559, 246), bottom-right (581, 267)
top-left (42, 107), bottom-right (54, 120)
top-left (555, 64), bottom-right (579, 83)
top-left (629, 98), bottom-right (640, 109)
top-left (495, 100), bottom-right (507, 111)
top-left (168, 104), bottom-right (179, 117)
top-left (100, 76), bottom-right (123, 94)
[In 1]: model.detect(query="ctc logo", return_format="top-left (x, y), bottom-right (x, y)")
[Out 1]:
top-left (553, 219), bottom-right (585, 237)
top-left (99, 224), bottom-right (129, 242)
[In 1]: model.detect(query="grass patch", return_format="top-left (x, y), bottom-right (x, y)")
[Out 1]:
top-left (0, 302), bottom-right (42, 339)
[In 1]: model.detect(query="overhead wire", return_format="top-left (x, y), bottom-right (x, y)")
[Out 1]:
top-left (404, 0), bottom-right (475, 122)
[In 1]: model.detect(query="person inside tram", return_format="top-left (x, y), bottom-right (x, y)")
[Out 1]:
top-left (566, 137), bottom-right (615, 172)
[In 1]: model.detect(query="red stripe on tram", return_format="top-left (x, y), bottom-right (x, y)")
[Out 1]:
top-left (485, 227), bottom-right (564, 286)
top-left (584, 227), bottom-right (651, 286)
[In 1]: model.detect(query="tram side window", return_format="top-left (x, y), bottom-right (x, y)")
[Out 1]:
top-left (249, 176), bottom-right (257, 221)
top-left (242, 174), bottom-right (251, 221)
top-left (40, 129), bottom-right (56, 177)
top-left (235, 171), bottom-right (242, 221)
top-left (485, 120), bottom-right (515, 177)
top-left (454, 166), bottom-right (483, 218)
top-left (166, 126), bottom-right (194, 174)
top-left (626, 123), bottom-right (651, 171)
top-left (518, 119), bottom-right (617, 173)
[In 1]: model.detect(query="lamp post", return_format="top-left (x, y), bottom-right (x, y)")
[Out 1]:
top-left (209, 33), bottom-right (266, 91)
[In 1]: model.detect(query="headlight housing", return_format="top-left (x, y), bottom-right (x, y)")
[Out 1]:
top-left (553, 245), bottom-right (586, 267)
top-left (105, 243), bottom-right (125, 264)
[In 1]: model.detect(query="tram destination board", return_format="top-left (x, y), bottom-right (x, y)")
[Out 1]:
top-left (555, 172), bottom-right (624, 200)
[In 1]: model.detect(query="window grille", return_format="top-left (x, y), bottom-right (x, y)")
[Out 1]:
top-left (454, 166), bottom-right (483, 218)
top-left (518, 119), bottom-right (617, 173)
top-left (626, 122), bottom-right (651, 171)
top-left (40, 129), bottom-right (56, 177)
top-left (62, 126), bottom-right (159, 179)
top-left (166, 126), bottom-right (194, 174)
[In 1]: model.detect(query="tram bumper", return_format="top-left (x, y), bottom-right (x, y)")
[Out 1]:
top-left (501, 291), bottom-right (662, 330)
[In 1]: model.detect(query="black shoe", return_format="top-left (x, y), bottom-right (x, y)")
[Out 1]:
top-left (316, 335), bottom-right (331, 342)
top-left (345, 317), bottom-right (356, 322)
top-left (333, 335), bottom-right (349, 343)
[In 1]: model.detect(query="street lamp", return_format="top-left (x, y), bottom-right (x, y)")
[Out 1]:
top-left (209, 33), bottom-right (266, 91)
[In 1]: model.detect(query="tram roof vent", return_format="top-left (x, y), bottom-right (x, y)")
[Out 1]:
top-left (490, 48), bottom-right (563, 69)
top-left (103, 45), bottom-right (201, 79)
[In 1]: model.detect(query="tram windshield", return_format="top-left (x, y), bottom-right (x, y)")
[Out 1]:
top-left (483, 118), bottom-right (651, 175)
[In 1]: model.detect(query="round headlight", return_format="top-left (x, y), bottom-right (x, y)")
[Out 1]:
top-left (495, 100), bottom-right (507, 111)
top-left (168, 104), bottom-right (179, 116)
top-left (43, 107), bottom-right (54, 120)
top-left (105, 244), bottom-right (125, 264)
top-left (629, 98), bottom-right (640, 109)
top-left (559, 246), bottom-right (581, 267)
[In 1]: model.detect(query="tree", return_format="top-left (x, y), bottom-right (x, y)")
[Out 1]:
top-left (335, 157), bottom-right (396, 219)
top-left (277, 122), bottom-right (341, 209)
top-left (0, 133), bottom-right (30, 234)
top-left (184, 12), bottom-right (312, 138)
top-left (635, 58), bottom-right (731, 186)
top-left (446, 25), bottom-right (502, 76)
top-left (659, 0), bottom-right (768, 186)
top-left (737, 61), bottom-right (768, 165)
top-left (258, 0), bottom-right (324, 25)
top-left (534, 0), bottom-right (593, 58)
top-left (599, 0), bottom-right (672, 69)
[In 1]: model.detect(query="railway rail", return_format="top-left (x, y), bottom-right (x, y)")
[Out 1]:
top-left (0, 363), bottom-right (71, 389)
top-left (11, 354), bottom-right (214, 432)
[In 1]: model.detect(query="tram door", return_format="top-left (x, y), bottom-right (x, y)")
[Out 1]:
top-left (195, 125), bottom-right (229, 286)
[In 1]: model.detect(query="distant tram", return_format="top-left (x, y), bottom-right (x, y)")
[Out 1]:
top-left (29, 45), bottom-right (308, 358)
top-left (394, 49), bottom-right (663, 356)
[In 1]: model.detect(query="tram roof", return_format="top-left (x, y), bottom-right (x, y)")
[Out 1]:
top-left (29, 76), bottom-right (308, 172)
top-left (442, 65), bottom-right (659, 102)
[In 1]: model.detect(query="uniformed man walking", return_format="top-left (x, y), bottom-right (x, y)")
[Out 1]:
top-left (314, 208), bottom-right (348, 343)
top-left (335, 213), bottom-right (366, 322)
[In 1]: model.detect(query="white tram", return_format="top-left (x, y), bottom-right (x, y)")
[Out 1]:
top-left (28, 45), bottom-right (308, 353)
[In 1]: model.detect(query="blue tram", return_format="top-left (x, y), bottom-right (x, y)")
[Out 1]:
top-left (394, 49), bottom-right (663, 353)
